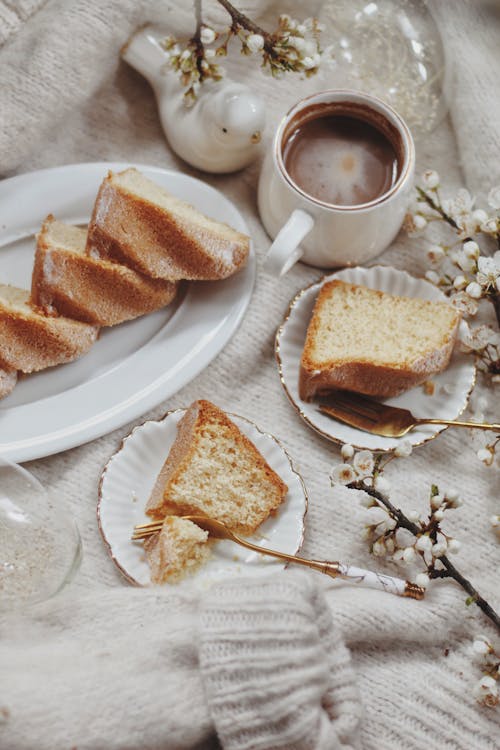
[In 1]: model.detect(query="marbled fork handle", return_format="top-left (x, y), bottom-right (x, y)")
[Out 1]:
top-left (133, 516), bottom-right (426, 600)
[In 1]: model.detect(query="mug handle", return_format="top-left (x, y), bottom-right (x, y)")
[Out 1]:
top-left (264, 209), bottom-right (315, 276)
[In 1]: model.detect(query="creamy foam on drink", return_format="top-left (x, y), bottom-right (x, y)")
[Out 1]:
top-left (283, 114), bottom-right (399, 207)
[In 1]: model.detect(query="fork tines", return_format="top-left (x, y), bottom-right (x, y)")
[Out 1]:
top-left (320, 391), bottom-right (384, 421)
top-left (131, 520), bottom-right (164, 540)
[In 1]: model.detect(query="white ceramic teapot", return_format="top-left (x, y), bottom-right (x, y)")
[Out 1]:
top-left (122, 26), bottom-right (266, 173)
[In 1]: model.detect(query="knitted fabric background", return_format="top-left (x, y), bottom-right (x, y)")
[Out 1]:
top-left (0, 1), bottom-right (499, 748)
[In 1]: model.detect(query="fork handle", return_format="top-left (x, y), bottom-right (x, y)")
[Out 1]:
top-left (311, 561), bottom-right (424, 599)
top-left (415, 418), bottom-right (500, 431)
top-left (231, 532), bottom-right (424, 599)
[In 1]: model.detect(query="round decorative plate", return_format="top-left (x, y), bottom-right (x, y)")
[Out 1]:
top-left (98, 409), bottom-right (308, 587)
top-left (0, 162), bottom-right (255, 463)
top-left (275, 265), bottom-right (476, 452)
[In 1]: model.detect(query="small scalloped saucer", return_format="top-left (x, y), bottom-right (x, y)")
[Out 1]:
top-left (275, 265), bottom-right (476, 452)
top-left (97, 409), bottom-right (308, 587)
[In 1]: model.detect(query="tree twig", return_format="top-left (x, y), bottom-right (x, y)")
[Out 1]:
top-left (416, 186), bottom-right (461, 231)
top-left (348, 480), bottom-right (500, 632)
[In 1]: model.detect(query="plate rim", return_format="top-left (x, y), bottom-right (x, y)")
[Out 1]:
top-left (275, 264), bottom-right (477, 452)
top-left (0, 162), bottom-right (256, 462)
top-left (97, 406), bottom-right (309, 586)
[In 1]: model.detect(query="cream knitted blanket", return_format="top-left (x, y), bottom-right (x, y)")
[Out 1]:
top-left (1, 1), bottom-right (499, 748)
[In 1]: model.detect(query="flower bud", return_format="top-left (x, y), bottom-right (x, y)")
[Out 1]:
top-left (415, 572), bottom-right (430, 588)
top-left (415, 534), bottom-right (432, 552)
top-left (448, 538), bottom-right (461, 554)
top-left (246, 33), bottom-right (265, 53)
top-left (341, 443), bottom-right (354, 460)
top-left (421, 170), bottom-right (439, 189)
top-left (403, 546), bottom-right (416, 563)
top-left (200, 26), bottom-right (216, 45)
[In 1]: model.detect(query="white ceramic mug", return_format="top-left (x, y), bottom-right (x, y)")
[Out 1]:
top-left (258, 90), bottom-right (415, 276)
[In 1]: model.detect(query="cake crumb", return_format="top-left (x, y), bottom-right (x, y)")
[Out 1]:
top-left (423, 380), bottom-right (435, 396)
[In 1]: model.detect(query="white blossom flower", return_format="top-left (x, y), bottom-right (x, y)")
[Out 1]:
top-left (447, 538), bottom-right (461, 554)
top-left (246, 33), bottom-right (265, 53)
top-left (451, 291), bottom-right (479, 316)
top-left (374, 475), bottom-right (391, 494)
top-left (341, 443), bottom-right (354, 460)
top-left (421, 170), bottom-right (440, 189)
top-left (331, 463), bottom-right (356, 485)
top-left (467, 277), bottom-right (488, 303)
top-left (425, 270), bottom-right (440, 285)
top-left (415, 534), bottom-right (432, 552)
top-left (433, 508), bottom-right (445, 521)
top-left (372, 539), bottom-right (386, 556)
top-left (353, 450), bottom-right (374, 477)
top-left (415, 572), bottom-right (430, 588)
top-left (200, 26), bottom-right (216, 45)
top-left (473, 208), bottom-right (489, 223)
top-left (477, 448), bottom-right (494, 465)
top-left (403, 546), bottom-right (417, 563)
top-left (463, 240), bottom-right (480, 258)
top-left (426, 244), bottom-right (445, 265)
top-left (481, 218), bottom-right (499, 234)
top-left (413, 214), bottom-right (427, 230)
top-left (487, 185), bottom-right (500, 210)
top-left (430, 493), bottom-right (444, 510)
top-left (290, 35), bottom-right (306, 52)
top-left (476, 253), bottom-right (500, 287)
top-left (432, 540), bottom-right (447, 557)
top-left (491, 515), bottom-right (500, 528)
top-left (454, 188), bottom-right (475, 214)
top-left (455, 251), bottom-right (477, 274)
top-left (452, 274), bottom-right (468, 290)
top-left (394, 439), bottom-right (412, 458)
top-left (472, 638), bottom-right (491, 656)
top-left (473, 675), bottom-right (499, 706)
top-left (359, 493), bottom-right (376, 508)
top-left (302, 53), bottom-right (320, 70)
top-left (407, 509), bottom-right (420, 523)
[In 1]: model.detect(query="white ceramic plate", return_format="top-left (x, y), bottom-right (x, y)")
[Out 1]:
top-left (97, 409), bottom-right (308, 587)
top-left (276, 265), bottom-right (476, 452)
top-left (0, 162), bottom-right (255, 463)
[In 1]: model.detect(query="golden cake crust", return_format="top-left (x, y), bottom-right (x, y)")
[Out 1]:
top-left (31, 215), bottom-right (178, 326)
top-left (86, 169), bottom-right (250, 281)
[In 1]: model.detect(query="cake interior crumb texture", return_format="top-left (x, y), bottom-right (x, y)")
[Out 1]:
top-left (307, 281), bottom-right (458, 364)
top-left (146, 400), bottom-right (288, 535)
top-left (300, 280), bottom-right (460, 399)
top-left (144, 516), bottom-right (210, 584)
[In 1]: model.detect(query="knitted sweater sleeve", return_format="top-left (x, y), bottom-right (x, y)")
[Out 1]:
top-left (199, 571), bottom-right (361, 750)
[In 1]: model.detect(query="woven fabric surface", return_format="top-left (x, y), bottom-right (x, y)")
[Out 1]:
top-left (0, 1), bottom-right (499, 748)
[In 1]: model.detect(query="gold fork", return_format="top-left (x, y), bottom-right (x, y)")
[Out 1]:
top-left (133, 515), bottom-right (425, 600)
top-left (319, 391), bottom-right (500, 438)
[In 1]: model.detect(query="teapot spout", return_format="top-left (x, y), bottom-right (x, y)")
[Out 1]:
top-left (121, 25), bottom-right (170, 90)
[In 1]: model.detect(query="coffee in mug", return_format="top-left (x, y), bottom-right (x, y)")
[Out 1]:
top-left (282, 113), bottom-right (399, 207)
top-left (258, 90), bottom-right (415, 275)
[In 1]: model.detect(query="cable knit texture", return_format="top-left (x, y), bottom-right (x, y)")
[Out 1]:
top-left (0, 1), bottom-right (499, 749)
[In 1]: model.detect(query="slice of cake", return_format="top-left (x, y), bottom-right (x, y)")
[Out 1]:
top-left (31, 216), bottom-right (178, 326)
top-left (299, 280), bottom-right (460, 401)
top-left (86, 168), bottom-right (250, 281)
top-left (0, 368), bottom-right (17, 399)
top-left (0, 284), bottom-right (98, 373)
top-left (146, 400), bottom-right (288, 534)
top-left (143, 516), bottom-right (210, 584)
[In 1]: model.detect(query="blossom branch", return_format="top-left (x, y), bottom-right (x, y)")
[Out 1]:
top-left (159, 1), bottom-right (324, 103)
top-left (331, 445), bottom-right (500, 634)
